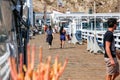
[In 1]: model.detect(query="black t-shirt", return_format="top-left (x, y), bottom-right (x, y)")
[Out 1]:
top-left (103, 31), bottom-right (116, 58)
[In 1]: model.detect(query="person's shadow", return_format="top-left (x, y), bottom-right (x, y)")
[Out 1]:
top-left (50, 46), bottom-right (75, 50)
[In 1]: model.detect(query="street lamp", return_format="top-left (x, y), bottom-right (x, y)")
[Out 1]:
top-left (93, 1), bottom-right (97, 53)
top-left (42, 1), bottom-right (47, 25)
top-left (88, 0), bottom-right (96, 28)
top-left (93, 1), bottom-right (96, 33)
top-left (87, 0), bottom-right (97, 53)
top-left (87, 0), bottom-right (96, 31)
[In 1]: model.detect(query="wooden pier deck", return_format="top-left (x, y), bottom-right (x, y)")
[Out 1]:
top-left (29, 33), bottom-right (120, 80)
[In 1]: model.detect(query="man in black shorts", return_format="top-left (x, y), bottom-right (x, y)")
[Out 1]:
top-left (104, 18), bottom-right (120, 80)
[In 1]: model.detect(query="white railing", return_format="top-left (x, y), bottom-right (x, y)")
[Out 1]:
top-left (82, 30), bottom-right (120, 54)
top-left (114, 33), bottom-right (120, 50)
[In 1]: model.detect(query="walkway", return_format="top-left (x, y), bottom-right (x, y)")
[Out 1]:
top-left (29, 33), bottom-right (120, 80)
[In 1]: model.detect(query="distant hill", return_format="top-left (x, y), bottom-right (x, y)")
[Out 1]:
top-left (33, 0), bottom-right (120, 13)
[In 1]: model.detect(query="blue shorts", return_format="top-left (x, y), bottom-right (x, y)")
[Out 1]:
top-left (60, 35), bottom-right (66, 41)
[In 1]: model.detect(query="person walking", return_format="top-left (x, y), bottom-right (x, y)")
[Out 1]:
top-left (59, 26), bottom-right (66, 48)
top-left (103, 18), bottom-right (120, 80)
top-left (46, 25), bottom-right (54, 49)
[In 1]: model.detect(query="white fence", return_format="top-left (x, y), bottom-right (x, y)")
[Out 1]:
top-left (82, 30), bottom-right (105, 53)
top-left (81, 30), bottom-right (120, 54)
top-left (114, 33), bottom-right (120, 50)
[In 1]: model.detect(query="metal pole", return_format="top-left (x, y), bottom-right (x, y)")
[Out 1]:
top-left (94, 1), bottom-right (96, 53)
top-left (94, 1), bottom-right (96, 32)
top-left (43, 2), bottom-right (46, 25)
top-left (119, 0), bottom-right (120, 12)
top-left (29, 0), bottom-right (33, 27)
top-left (57, 0), bottom-right (58, 11)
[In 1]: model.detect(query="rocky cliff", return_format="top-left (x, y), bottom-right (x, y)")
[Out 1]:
top-left (33, 0), bottom-right (120, 13)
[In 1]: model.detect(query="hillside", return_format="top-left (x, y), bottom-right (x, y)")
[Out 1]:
top-left (33, 0), bottom-right (120, 13)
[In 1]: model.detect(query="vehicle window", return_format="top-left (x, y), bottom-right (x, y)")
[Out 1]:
top-left (0, 43), bottom-right (6, 56)
top-left (0, 1), bottom-right (8, 56)
top-left (0, 4), bottom-right (8, 43)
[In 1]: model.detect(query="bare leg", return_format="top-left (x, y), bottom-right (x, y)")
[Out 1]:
top-left (60, 40), bottom-right (62, 48)
top-left (106, 75), bottom-right (112, 80)
top-left (62, 41), bottom-right (65, 48)
top-left (49, 45), bottom-right (51, 49)
top-left (112, 72), bottom-right (119, 80)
